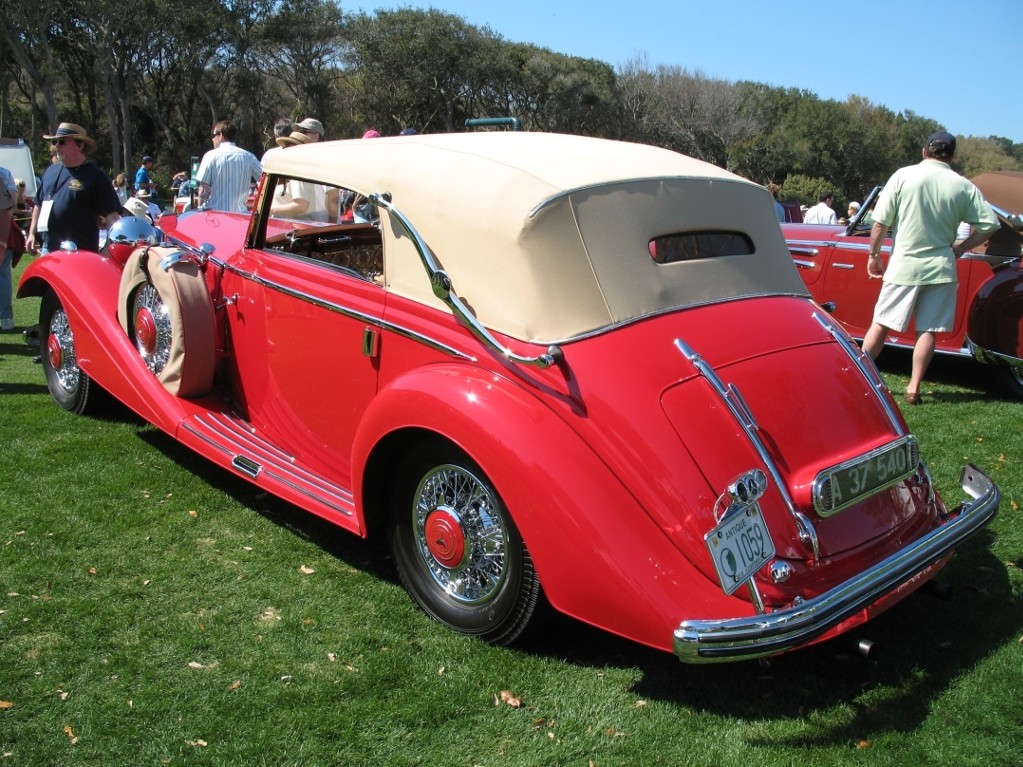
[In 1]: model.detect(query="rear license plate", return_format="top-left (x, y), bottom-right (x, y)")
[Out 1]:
top-left (815, 438), bottom-right (918, 516)
top-left (705, 503), bottom-right (775, 595)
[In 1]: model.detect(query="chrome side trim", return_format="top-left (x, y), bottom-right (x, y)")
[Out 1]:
top-left (217, 259), bottom-right (477, 363)
top-left (181, 412), bottom-right (355, 516)
top-left (969, 339), bottom-right (1023, 368)
top-left (674, 464), bottom-right (999, 662)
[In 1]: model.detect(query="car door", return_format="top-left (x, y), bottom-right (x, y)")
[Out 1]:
top-left (219, 236), bottom-right (385, 484)
top-left (817, 230), bottom-right (879, 338)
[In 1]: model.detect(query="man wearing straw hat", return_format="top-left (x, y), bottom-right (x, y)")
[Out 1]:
top-left (27, 122), bottom-right (121, 254)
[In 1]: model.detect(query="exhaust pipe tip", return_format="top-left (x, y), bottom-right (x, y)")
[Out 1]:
top-left (854, 638), bottom-right (874, 658)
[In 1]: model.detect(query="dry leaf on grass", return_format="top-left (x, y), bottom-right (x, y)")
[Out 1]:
top-left (496, 690), bottom-right (523, 708)
top-left (186, 739), bottom-right (208, 748)
top-left (299, 565), bottom-right (316, 575)
top-left (63, 725), bottom-right (78, 744)
top-left (0, 702), bottom-right (14, 710)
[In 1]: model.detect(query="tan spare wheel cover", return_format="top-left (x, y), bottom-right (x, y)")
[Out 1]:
top-left (117, 246), bottom-right (216, 397)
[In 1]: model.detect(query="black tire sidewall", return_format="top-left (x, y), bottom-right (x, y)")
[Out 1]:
top-left (40, 291), bottom-right (91, 414)
top-left (388, 440), bottom-right (535, 642)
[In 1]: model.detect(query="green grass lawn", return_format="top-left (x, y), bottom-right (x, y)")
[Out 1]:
top-left (2, 258), bottom-right (1021, 766)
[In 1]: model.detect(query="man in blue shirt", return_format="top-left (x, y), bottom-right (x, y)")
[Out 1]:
top-left (135, 155), bottom-right (157, 205)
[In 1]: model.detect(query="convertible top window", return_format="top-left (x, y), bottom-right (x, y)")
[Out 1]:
top-left (649, 231), bottom-right (755, 264)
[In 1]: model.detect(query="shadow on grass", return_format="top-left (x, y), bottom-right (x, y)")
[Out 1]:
top-left (114, 381), bottom-right (1020, 747)
top-left (520, 531), bottom-right (1021, 745)
top-left (133, 424), bottom-right (396, 582)
top-left (875, 345), bottom-right (1017, 404)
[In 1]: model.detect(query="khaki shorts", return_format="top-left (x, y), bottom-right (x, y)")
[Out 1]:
top-left (873, 282), bottom-right (956, 333)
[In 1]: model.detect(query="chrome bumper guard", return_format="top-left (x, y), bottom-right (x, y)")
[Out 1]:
top-left (674, 464), bottom-right (999, 663)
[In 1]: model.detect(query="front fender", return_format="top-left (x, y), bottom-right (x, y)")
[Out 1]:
top-left (353, 363), bottom-right (736, 653)
top-left (967, 265), bottom-right (1023, 365)
top-left (18, 250), bottom-right (196, 431)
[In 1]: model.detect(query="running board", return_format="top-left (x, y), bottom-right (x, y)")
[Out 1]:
top-left (179, 411), bottom-right (357, 522)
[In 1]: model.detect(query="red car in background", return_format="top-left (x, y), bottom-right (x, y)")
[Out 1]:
top-left (782, 172), bottom-right (1023, 398)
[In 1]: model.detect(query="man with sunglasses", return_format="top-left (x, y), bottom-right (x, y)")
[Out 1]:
top-left (195, 120), bottom-right (262, 213)
top-left (27, 123), bottom-right (121, 254)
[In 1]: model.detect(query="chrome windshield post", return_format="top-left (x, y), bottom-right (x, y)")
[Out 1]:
top-left (370, 193), bottom-right (561, 369)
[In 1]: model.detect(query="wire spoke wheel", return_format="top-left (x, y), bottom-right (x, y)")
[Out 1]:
top-left (40, 291), bottom-right (98, 414)
top-left (131, 282), bottom-right (173, 376)
top-left (389, 440), bottom-right (545, 645)
top-left (414, 463), bottom-right (509, 605)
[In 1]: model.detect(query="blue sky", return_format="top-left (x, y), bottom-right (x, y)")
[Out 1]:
top-left (344, 0), bottom-right (1023, 143)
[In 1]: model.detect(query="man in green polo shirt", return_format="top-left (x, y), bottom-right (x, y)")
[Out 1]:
top-left (861, 130), bottom-right (1000, 405)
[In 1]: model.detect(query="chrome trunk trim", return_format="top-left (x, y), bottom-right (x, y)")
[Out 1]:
top-left (674, 338), bottom-right (820, 562)
top-left (813, 310), bottom-right (904, 434)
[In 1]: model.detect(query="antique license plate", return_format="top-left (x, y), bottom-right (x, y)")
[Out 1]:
top-left (815, 438), bottom-right (918, 517)
top-left (705, 503), bottom-right (775, 595)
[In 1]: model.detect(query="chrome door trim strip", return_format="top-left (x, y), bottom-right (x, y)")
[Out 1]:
top-left (218, 258), bottom-right (477, 362)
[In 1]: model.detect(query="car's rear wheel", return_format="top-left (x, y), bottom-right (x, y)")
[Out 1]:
top-left (40, 291), bottom-right (98, 414)
top-left (993, 364), bottom-right (1023, 400)
top-left (388, 440), bottom-right (545, 645)
top-left (117, 247), bottom-right (216, 397)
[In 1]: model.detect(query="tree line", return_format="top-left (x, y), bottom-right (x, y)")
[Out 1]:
top-left (3, 0), bottom-right (1021, 209)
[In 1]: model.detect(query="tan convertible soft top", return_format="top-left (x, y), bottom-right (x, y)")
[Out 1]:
top-left (265, 132), bottom-right (807, 343)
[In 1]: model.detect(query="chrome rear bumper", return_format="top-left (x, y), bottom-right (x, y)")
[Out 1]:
top-left (674, 464), bottom-right (999, 663)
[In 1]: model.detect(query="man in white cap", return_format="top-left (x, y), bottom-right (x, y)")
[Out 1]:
top-left (289, 117), bottom-right (333, 218)
top-left (27, 122), bottom-right (121, 254)
top-left (269, 132), bottom-right (327, 221)
top-left (292, 118), bottom-right (325, 142)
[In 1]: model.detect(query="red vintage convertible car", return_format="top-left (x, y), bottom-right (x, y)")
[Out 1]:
top-left (19, 133), bottom-right (999, 663)
top-left (782, 172), bottom-right (1023, 397)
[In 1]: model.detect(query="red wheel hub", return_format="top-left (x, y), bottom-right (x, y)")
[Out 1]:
top-left (134, 308), bottom-right (158, 356)
top-left (424, 508), bottom-right (466, 569)
top-left (46, 334), bottom-right (64, 370)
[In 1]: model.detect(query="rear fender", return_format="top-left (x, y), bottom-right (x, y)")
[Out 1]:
top-left (353, 364), bottom-right (737, 653)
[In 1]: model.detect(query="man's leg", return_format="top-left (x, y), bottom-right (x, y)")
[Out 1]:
top-left (908, 331), bottom-right (936, 397)
top-left (861, 322), bottom-right (889, 360)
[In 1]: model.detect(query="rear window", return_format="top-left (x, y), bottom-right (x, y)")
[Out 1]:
top-left (649, 231), bottom-right (754, 264)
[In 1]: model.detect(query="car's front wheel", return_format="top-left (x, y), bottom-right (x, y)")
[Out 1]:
top-left (993, 364), bottom-right (1023, 400)
top-left (388, 440), bottom-right (545, 645)
top-left (40, 291), bottom-right (99, 414)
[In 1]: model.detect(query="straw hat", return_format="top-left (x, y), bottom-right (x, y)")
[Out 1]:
top-left (276, 131), bottom-right (314, 148)
top-left (42, 123), bottom-right (98, 153)
top-left (123, 197), bottom-right (150, 220)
